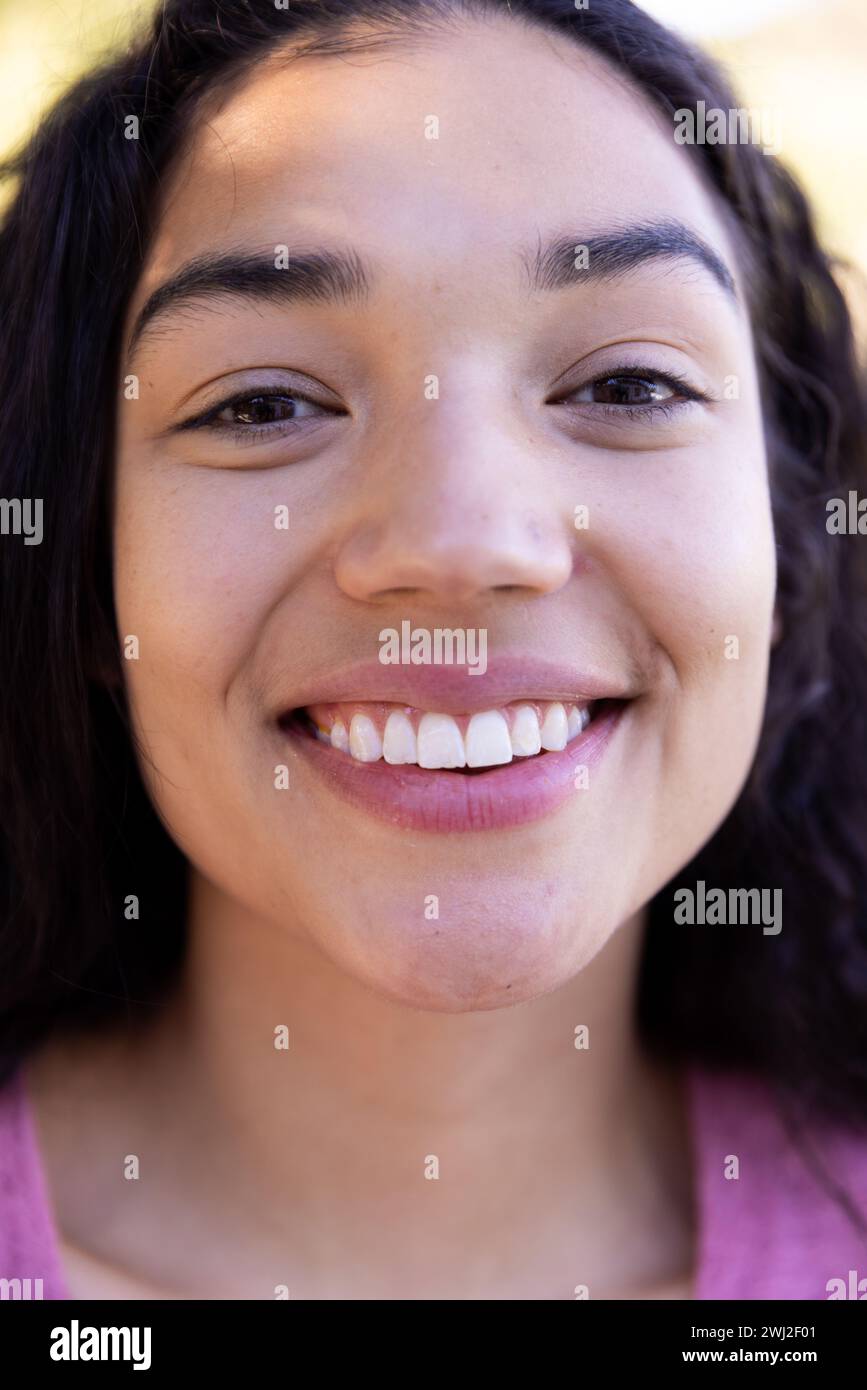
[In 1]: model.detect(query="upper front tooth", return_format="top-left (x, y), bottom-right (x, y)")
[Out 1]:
top-left (540, 702), bottom-right (568, 751)
top-left (510, 704), bottom-right (542, 757)
top-left (417, 712), bottom-right (466, 769)
top-left (349, 713), bottom-right (383, 762)
top-left (566, 706), bottom-right (585, 740)
top-left (383, 710), bottom-right (418, 764)
top-left (330, 718), bottom-right (350, 753)
top-left (465, 710), bottom-right (513, 767)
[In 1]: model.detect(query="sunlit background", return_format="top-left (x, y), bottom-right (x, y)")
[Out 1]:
top-left (1, 0), bottom-right (865, 329)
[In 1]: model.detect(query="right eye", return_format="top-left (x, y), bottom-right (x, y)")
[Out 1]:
top-left (181, 389), bottom-right (345, 437)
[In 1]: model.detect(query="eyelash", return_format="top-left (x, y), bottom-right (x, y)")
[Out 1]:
top-left (178, 366), bottom-right (711, 440)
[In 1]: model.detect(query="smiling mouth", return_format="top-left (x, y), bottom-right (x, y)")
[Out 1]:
top-left (280, 698), bottom-right (621, 774)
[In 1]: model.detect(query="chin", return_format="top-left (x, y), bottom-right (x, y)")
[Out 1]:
top-left (322, 894), bottom-right (610, 1013)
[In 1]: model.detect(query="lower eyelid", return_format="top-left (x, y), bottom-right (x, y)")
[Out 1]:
top-left (207, 416), bottom-right (340, 447)
top-left (555, 398), bottom-right (697, 421)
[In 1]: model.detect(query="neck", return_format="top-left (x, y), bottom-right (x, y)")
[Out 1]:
top-left (134, 871), bottom-right (693, 1296)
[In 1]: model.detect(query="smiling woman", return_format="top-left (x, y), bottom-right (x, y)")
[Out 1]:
top-left (0, 0), bottom-right (866, 1308)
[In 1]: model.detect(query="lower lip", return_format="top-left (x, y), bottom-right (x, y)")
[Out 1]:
top-left (280, 702), bottom-right (627, 833)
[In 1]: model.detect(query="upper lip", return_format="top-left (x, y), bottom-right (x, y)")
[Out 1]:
top-left (273, 655), bottom-right (637, 719)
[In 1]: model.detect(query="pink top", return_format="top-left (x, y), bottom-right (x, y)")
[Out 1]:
top-left (1, 1060), bottom-right (865, 1299)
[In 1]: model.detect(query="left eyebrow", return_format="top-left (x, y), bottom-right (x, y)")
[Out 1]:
top-left (523, 219), bottom-right (738, 303)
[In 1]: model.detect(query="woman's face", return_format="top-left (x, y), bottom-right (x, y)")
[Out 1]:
top-left (114, 17), bottom-right (775, 1011)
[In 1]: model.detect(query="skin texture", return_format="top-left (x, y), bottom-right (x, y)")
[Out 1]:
top-left (27, 14), bottom-right (776, 1299)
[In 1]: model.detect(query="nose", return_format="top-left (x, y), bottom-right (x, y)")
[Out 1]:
top-left (334, 399), bottom-right (574, 605)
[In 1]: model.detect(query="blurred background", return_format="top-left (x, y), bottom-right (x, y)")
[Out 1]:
top-left (1, 0), bottom-right (865, 329)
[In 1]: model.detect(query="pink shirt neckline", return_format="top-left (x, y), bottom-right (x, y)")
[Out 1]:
top-left (0, 1063), bottom-right (71, 1299)
top-left (4, 1058), bottom-right (867, 1299)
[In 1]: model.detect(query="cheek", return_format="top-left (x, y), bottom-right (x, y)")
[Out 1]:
top-left (610, 427), bottom-right (776, 674)
top-left (111, 462), bottom-right (315, 816)
top-left (114, 461), bottom-right (311, 675)
top-left (608, 439), bottom-right (776, 877)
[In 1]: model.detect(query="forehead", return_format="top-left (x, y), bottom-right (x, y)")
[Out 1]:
top-left (136, 16), bottom-right (736, 308)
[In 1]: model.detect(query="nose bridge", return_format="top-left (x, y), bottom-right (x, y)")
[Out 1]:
top-left (383, 375), bottom-right (511, 522)
top-left (333, 373), bottom-right (574, 603)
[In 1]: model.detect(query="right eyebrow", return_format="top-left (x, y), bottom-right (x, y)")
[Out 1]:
top-left (126, 247), bottom-right (372, 360)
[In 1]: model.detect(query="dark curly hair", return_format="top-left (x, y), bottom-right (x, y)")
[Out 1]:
top-left (1, 0), bottom-right (865, 1151)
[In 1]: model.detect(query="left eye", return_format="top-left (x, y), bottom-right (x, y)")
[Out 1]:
top-left (566, 374), bottom-right (680, 407)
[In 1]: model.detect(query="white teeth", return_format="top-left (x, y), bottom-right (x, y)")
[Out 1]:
top-left (315, 701), bottom-right (594, 767)
top-left (417, 712), bottom-right (466, 769)
top-left (465, 710), bottom-right (513, 768)
top-left (330, 718), bottom-right (350, 753)
top-left (383, 711), bottom-right (418, 765)
top-left (566, 706), bottom-right (583, 740)
top-left (540, 702), bottom-right (568, 751)
top-left (510, 704), bottom-right (542, 757)
top-left (348, 713), bottom-right (383, 762)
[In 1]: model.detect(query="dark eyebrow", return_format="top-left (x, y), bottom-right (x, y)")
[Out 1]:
top-left (127, 246), bottom-right (371, 358)
top-left (524, 219), bottom-right (738, 301)
top-left (127, 218), bottom-right (737, 358)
